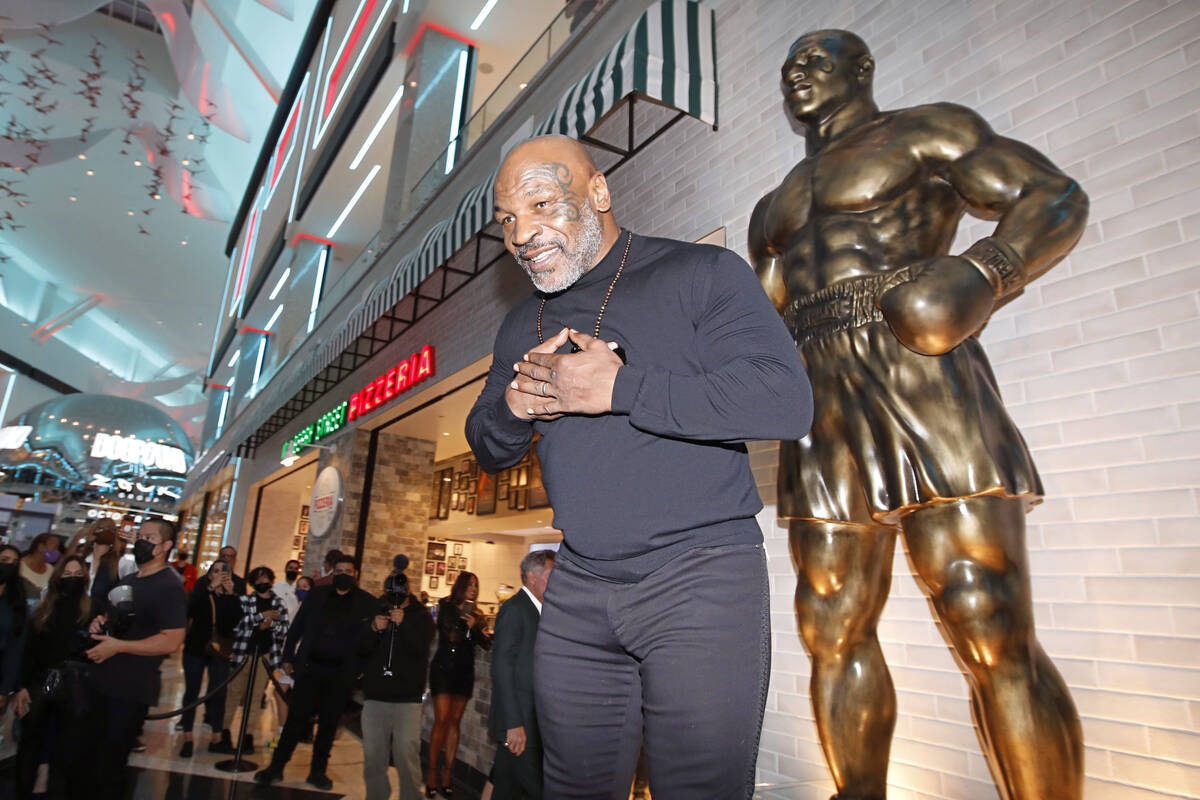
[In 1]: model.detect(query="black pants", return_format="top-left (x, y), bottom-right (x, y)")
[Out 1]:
top-left (267, 663), bottom-right (353, 775)
top-left (491, 729), bottom-right (543, 800)
top-left (72, 687), bottom-right (148, 800)
top-left (534, 542), bottom-right (771, 800)
top-left (180, 649), bottom-right (229, 732)
top-left (16, 681), bottom-right (87, 799)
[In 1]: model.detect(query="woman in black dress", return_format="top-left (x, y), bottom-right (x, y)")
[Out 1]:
top-left (426, 571), bottom-right (490, 797)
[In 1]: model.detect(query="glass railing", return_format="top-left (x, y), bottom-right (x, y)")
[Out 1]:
top-left (406, 1), bottom-right (598, 219)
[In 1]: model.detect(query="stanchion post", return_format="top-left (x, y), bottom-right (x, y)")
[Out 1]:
top-left (215, 643), bottom-right (260, 774)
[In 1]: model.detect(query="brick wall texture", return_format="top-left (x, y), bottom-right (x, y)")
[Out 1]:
top-left (597, 0), bottom-right (1200, 797)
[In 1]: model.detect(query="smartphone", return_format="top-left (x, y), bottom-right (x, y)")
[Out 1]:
top-left (462, 600), bottom-right (476, 616)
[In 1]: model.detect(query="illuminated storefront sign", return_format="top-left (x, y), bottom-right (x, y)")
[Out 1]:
top-left (0, 425), bottom-right (32, 450)
top-left (88, 474), bottom-right (182, 500)
top-left (281, 345), bottom-right (435, 461)
top-left (90, 432), bottom-right (189, 474)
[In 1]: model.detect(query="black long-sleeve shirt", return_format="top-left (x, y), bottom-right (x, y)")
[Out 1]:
top-left (466, 232), bottom-right (812, 580)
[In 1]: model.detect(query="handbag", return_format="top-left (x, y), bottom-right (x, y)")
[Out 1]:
top-left (206, 594), bottom-right (235, 660)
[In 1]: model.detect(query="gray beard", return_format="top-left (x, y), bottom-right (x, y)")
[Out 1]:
top-left (522, 202), bottom-right (605, 294)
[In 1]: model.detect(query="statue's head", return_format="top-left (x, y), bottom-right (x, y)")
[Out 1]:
top-left (493, 135), bottom-right (617, 294)
top-left (781, 29), bottom-right (874, 125)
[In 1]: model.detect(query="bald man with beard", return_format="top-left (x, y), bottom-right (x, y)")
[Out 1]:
top-left (466, 136), bottom-right (812, 799)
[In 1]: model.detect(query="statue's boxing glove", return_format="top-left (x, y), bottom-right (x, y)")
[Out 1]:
top-left (878, 255), bottom-right (996, 356)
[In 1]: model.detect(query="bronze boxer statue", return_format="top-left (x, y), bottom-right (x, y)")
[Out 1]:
top-left (749, 30), bottom-right (1088, 800)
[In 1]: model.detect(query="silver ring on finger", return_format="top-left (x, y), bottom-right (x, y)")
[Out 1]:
top-left (541, 380), bottom-right (549, 396)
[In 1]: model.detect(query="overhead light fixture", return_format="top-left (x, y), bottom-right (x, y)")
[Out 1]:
top-left (181, 159), bottom-right (190, 166)
top-left (227, 349), bottom-right (241, 368)
top-left (186, 133), bottom-right (195, 140)
top-left (250, 336), bottom-right (268, 396)
top-left (0, 275), bottom-right (7, 308)
top-left (518, 83), bottom-right (527, 89)
top-left (85, 169), bottom-right (95, 176)
top-left (268, 267), bottom-right (291, 300)
top-left (307, 247), bottom-right (328, 333)
top-left (77, 153), bottom-right (87, 160)
top-left (281, 441), bottom-right (333, 467)
top-left (180, 240), bottom-right (188, 246)
top-left (133, 159), bottom-right (142, 166)
top-left (470, 0), bottom-right (499, 30)
top-left (265, 303), bottom-right (284, 331)
top-left (444, 50), bottom-right (469, 174)
top-left (152, 193), bottom-right (161, 200)
top-left (326, 164), bottom-right (380, 238)
top-left (349, 84), bottom-right (405, 170)
top-left (126, 210), bottom-right (134, 216)
top-left (69, 195), bottom-right (78, 202)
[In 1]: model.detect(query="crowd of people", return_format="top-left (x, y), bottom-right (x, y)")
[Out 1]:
top-left (0, 519), bottom-right (552, 800)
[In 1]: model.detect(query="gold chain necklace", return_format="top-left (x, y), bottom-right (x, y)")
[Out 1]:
top-left (537, 230), bottom-right (633, 353)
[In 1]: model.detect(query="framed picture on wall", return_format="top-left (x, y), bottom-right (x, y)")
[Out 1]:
top-left (466, 496), bottom-right (476, 514)
top-left (530, 486), bottom-right (549, 509)
top-left (426, 541), bottom-right (446, 562)
top-left (425, 561), bottom-right (435, 575)
top-left (298, 521), bottom-right (309, 534)
top-left (433, 468), bottom-right (453, 520)
top-left (292, 535), bottom-right (301, 547)
top-left (453, 543), bottom-right (464, 555)
top-left (436, 561), bottom-right (446, 575)
top-left (446, 569), bottom-right (458, 585)
top-left (516, 489), bottom-right (528, 511)
top-left (497, 479), bottom-right (509, 501)
top-left (429, 576), bottom-right (439, 590)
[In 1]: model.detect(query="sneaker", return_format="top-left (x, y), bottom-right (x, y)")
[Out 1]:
top-left (179, 741), bottom-right (193, 758)
top-left (306, 772), bottom-right (333, 790)
top-left (209, 730), bottom-right (237, 755)
top-left (254, 767), bottom-right (282, 785)
top-left (130, 738), bottom-right (147, 753)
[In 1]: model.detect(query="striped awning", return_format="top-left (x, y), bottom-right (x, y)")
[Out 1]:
top-left (315, 0), bottom-right (717, 372)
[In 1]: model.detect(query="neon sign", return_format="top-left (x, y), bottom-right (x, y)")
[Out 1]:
top-left (90, 432), bottom-right (189, 474)
top-left (280, 345), bottom-right (435, 461)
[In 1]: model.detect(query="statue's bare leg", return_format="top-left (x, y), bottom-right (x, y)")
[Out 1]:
top-left (901, 495), bottom-right (1082, 800)
top-left (791, 519), bottom-right (897, 800)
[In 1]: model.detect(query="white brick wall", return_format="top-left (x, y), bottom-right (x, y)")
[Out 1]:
top-left (603, 1), bottom-right (1200, 797)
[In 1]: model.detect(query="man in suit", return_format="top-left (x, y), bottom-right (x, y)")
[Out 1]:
top-left (489, 549), bottom-right (555, 800)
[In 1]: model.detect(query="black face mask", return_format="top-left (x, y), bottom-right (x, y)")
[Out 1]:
top-left (285, 570), bottom-right (299, 582)
top-left (254, 582), bottom-right (272, 594)
top-left (132, 539), bottom-right (157, 565)
top-left (59, 576), bottom-right (87, 598)
top-left (332, 573), bottom-right (354, 591)
top-left (0, 563), bottom-right (17, 584)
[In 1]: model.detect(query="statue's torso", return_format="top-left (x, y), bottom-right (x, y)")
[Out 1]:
top-left (762, 111), bottom-right (968, 298)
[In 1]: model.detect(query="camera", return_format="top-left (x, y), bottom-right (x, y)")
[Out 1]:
top-left (381, 571), bottom-right (408, 612)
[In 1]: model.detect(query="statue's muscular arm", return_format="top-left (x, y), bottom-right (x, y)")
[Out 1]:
top-left (749, 192), bottom-right (789, 313)
top-left (916, 103), bottom-right (1089, 292)
top-left (880, 104), bottom-right (1089, 355)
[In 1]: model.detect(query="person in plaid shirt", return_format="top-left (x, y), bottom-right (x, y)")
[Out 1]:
top-left (225, 565), bottom-right (289, 753)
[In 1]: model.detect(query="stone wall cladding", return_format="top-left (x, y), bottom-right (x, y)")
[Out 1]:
top-left (601, 0), bottom-right (1200, 797)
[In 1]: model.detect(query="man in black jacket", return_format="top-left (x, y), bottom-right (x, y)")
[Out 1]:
top-left (255, 554), bottom-right (375, 790)
top-left (359, 565), bottom-right (434, 800)
top-left (489, 550), bottom-right (554, 800)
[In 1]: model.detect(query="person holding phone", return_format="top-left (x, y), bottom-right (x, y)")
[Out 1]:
top-left (426, 571), bottom-right (490, 797)
top-left (226, 565), bottom-right (290, 753)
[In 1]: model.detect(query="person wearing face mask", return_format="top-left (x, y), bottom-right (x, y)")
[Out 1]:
top-left (80, 518), bottom-right (187, 800)
top-left (273, 559), bottom-right (302, 620)
top-left (13, 556), bottom-right (93, 797)
top-left (224, 566), bottom-right (290, 753)
top-left (311, 549), bottom-right (345, 588)
top-left (255, 554), bottom-right (375, 790)
top-left (294, 575), bottom-right (313, 604)
top-left (0, 544), bottom-right (29, 719)
top-left (19, 534), bottom-right (62, 599)
top-left (193, 545), bottom-right (247, 597)
top-left (170, 549), bottom-right (198, 594)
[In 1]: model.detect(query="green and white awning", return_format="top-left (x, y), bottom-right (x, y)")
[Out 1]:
top-left (320, 0), bottom-right (717, 368)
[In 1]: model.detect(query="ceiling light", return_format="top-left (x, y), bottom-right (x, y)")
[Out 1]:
top-left (518, 83), bottom-right (528, 89)
top-left (326, 164), bottom-right (381, 238)
top-left (470, 0), bottom-right (499, 30)
top-left (156, 320), bottom-right (163, 325)
top-left (77, 154), bottom-right (87, 160)
top-left (180, 240), bottom-right (188, 246)
top-left (265, 303), bottom-right (284, 331)
top-left (408, 80), bottom-right (417, 88)
top-left (350, 85), bottom-right (405, 170)
top-left (181, 159), bottom-right (190, 166)
top-left (227, 349), bottom-right (241, 368)
top-left (86, 169), bottom-right (95, 176)
top-left (133, 160), bottom-right (142, 166)
top-left (186, 133), bottom-right (195, 140)
top-left (69, 195), bottom-right (77, 202)
top-left (153, 193), bottom-right (161, 200)
top-left (269, 267), bottom-right (291, 300)
top-left (127, 210), bottom-right (134, 216)
top-left (444, 51), bottom-right (469, 174)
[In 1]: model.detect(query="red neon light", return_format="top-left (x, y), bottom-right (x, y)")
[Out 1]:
top-left (235, 207), bottom-right (259, 303)
top-left (324, 0), bottom-right (380, 119)
top-left (161, 11), bottom-right (177, 35)
top-left (404, 23), bottom-right (476, 58)
top-left (200, 61), bottom-right (212, 116)
top-left (209, 383), bottom-right (231, 390)
top-left (241, 327), bottom-right (275, 336)
top-left (181, 169), bottom-right (202, 217)
top-left (347, 345), bottom-right (435, 421)
top-left (289, 233), bottom-right (336, 249)
top-left (270, 95), bottom-right (302, 189)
